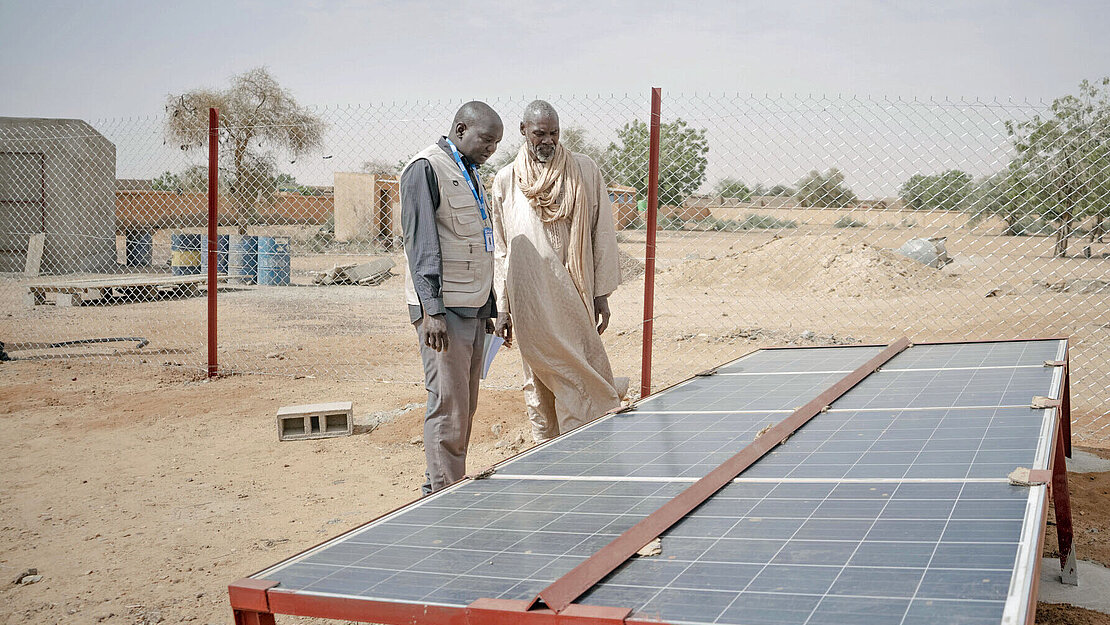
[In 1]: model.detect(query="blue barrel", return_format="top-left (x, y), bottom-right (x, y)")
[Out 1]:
top-left (170, 233), bottom-right (203, 275)
top-left (257, 236), bottom-right (291, 286)
top-left (228, 234), bottom-right (258, 284)
top-left (125, 231), bottom-right (152, 267)
top-left (200, 234), bottom-right (229, 274)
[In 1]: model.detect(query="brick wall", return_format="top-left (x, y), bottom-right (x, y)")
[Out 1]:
top-left (116, 190), bottom-right (333, 230)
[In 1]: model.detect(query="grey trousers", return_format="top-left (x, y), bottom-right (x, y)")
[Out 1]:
top-left (415, 311), bottom-right (487, 495)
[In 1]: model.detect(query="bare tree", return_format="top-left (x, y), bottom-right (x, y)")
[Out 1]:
top-left (165, 67), bottom-right (325, 232)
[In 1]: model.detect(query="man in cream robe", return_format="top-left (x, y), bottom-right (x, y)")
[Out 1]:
top-left (490, 100), bottom-right (624, 442)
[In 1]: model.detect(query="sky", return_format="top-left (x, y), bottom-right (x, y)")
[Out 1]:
top-left (2, 0), bottom-right (1108, 194)
top-left (2, 0), bottom-right (1109, 120)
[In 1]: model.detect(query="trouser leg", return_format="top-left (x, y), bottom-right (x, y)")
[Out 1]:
top-left (415, 312), bottom-right (484, 495)
top-left (522, 358), bottom-right (559, 443)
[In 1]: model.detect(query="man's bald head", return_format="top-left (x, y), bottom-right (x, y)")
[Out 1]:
top-left (521, 100), bottom-right (560, 163)
top-left (450, 101), bottom-right (503, 165)
top-left (522, 100), bottom-right (559, 126)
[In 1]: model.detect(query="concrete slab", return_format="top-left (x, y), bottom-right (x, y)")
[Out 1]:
top-left (1039, 558), bottom-right (1110, 614)
top-left (1067, 450), bottom-right (1110, 474)
top-left (24, 233), bottom-right (44, 276)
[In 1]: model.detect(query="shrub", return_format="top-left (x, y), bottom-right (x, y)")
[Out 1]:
top-left (833, 215), bottom-right (866, 228)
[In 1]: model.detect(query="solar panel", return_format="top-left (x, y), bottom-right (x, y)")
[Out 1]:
top-left (233, 339), bottom-right (1074, 625)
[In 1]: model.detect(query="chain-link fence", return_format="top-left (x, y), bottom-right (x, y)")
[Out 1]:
top-left (1, 89), bottom-right (1108, 439)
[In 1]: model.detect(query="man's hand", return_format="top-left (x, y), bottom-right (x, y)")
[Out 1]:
top-left (494, 312), bottom-right (513, 348)
top-left (423, 313), bottom-right (449, 352)
top-left (594, 295), bottom-right (611, 335)
top-left (485, 318), bottom-right (495, 334)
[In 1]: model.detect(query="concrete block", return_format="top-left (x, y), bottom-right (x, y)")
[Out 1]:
top-left (24, 290), bottom-right (45, 308)
top-left (277, 401), bottom-right (353, 441)
top-left (55, 292), bottom-right (81, 307)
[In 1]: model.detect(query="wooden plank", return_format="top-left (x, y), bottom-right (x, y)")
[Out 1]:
top-left (29, 274), bottom-right (223, 292)
top-left (24, 233), bottom-right (45, 276)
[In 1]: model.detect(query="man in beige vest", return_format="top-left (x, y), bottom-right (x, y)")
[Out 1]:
top-left (400, 101), bottom-right (503, 495)
top-left (491, 100), bottom-right (624, 443)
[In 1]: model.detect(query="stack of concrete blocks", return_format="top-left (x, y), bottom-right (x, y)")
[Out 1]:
top-left (333, 173), bottom-right (401, 249)
top-left (276, 401), bottom-right (354, 441)
top-left (0, 117), bottom-right (117, 274)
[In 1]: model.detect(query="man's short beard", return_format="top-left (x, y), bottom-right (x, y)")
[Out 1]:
top-left (531, 143), bottom-right (555, 163)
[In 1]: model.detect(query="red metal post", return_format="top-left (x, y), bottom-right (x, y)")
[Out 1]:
top-left (207, 107), bottom-right (219, 378)
top-left (640, 87), bottom-right (662, 398)
top-left (1051, 403), bottom-right (1077, 584)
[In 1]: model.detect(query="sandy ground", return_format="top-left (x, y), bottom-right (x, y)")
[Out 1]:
top-left (1, 360), bottom-right (1108, 625)
top-left (2, 213), bottom-right (1109, 624)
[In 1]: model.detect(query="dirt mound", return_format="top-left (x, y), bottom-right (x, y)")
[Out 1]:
top-left (660, 234), bottom-right (959, 297)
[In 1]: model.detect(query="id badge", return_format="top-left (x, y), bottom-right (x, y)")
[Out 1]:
top-left (483, 226), bottom-right (495, 252)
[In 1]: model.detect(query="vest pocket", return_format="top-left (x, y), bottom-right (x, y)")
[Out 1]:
top-left (441, 259), bottom-right (484, 293)
top-left (452, 210), bottom-right (483, 236)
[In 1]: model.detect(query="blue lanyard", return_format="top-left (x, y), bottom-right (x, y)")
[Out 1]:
top-left (445, 139), bottom-right (489, 221)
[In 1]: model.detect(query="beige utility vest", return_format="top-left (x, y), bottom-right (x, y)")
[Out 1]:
top-left (401, 143), bottom-right (494, 309)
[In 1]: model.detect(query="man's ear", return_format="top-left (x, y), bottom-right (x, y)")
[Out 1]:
top-left (455, 122), bottom-right (466, 139)
top-left (520, 121), bottom-right (527, 137)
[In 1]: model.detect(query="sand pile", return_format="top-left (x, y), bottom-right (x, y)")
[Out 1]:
top-left (660, 234), bottom-right (959, 297)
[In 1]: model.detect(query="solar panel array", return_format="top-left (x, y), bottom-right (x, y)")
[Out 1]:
top-left (253, 340), bottom-right (1066, 625)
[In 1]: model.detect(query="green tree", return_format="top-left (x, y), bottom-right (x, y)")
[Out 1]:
top-left (179, 164), bottom-right (211, 193)
top-left (900, 170), bottom-right (973, 211)
top-left (360, 159), bottom-right (402, 177)
top-left (767, 184), bottom-right (794, 197)
top-left (273, 172), bottom-right (299, 191)
top-left (151, 170), bottom-right (181, 192)
top-left (715, 178), bottom-right (752, 201)
top-left (165, 67), bottom-right (326, 232)
top-left (965, 168), bottom-right (1033, 235)
top-left (606, 118), bottom-right (709, 207)
top-left (794, 169), bottom-right (856, 207)
top-left (1006, 77), bottom-right (1110, 257)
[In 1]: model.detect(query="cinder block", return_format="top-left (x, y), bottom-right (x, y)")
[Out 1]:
top-left (55, 293), bottom-right (81, 307)
top-left (277, 401), bottom-right (353, 441)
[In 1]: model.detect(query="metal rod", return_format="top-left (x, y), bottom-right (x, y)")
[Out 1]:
top-left (207, 107), bottom-right (219, 378)
top-left (640, 87), bottom-right (662, 398)
top-left (531, 337), bottom-right (913, 613)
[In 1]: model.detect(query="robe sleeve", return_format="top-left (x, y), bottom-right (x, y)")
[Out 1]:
top-left (591, 163), bottom-right (622, 298)
top-left (490, 171), bottom-right (511, 314)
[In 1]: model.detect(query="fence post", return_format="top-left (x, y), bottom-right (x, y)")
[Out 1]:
top-left (640, 87), bottom-right (662, 398)
top-left (207, 107), bottom-right (219, 378)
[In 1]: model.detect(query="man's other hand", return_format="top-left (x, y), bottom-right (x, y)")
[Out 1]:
top-left (423, 313), bottom-right (449, 352)
top-left (594, 296), bottom-right (611, 335)
top-left (495, 312), bottom-right (513, 348)
top-left (485, 318), bottom-right (495, 334)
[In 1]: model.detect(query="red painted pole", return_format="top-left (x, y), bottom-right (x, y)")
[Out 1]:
top-left (207, 107), bottom-right (219, 378)
top-left (640, 88), bottom-right (662, 398)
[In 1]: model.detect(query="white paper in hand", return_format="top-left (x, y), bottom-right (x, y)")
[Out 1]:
top-left (481, 334), bottom-right (504, 379)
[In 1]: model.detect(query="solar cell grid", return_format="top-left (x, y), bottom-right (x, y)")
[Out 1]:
top-left (834, 366), bottom-right (1058, 410)
top-left (714, 345), bottom-right (886, 374)
top-left (636, 371), bottom-right (846, 412)
top-left (243, 340), bottom-right (1068, 625)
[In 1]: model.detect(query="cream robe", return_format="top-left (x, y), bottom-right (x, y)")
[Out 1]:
top-left (491, 153), bottom-right (623, 441)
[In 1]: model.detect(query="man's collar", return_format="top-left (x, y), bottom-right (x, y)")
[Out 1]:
top-left (438, 136), bottom-right (476, 170)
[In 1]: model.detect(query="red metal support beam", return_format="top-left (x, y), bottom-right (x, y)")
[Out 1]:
top-left (530, 337), bottom-right (912, 613)
top-left (207, 107), bottom-right (219, 378)
top-left (1060, 353), bottom-right (1072, 459)
top-left (229, 578), bottom-right (278, 624)
top-left (639, 87), bottom-right (662, 398)
top-left (1051, 394), bottom-right (1077, 584)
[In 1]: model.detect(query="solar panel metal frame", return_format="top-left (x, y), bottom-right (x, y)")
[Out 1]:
top-left (229, 338), bottom-right (1075, 625)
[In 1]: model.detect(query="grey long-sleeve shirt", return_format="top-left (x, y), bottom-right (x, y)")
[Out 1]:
top-left (400, 137), bottom-right (497, 324)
